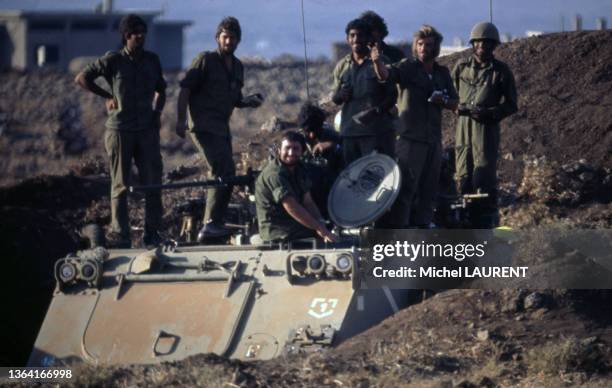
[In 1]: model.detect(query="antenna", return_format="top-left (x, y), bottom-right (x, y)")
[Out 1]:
top-left (300, 0), bottom-right (310, 100)
top-left (489, 0), bottom-right (493, 23)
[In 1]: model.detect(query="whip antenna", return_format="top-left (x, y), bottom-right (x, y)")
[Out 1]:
top-left (300, 0), bottom-right (310, 99)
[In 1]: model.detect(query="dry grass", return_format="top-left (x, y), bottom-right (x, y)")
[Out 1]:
top-left (526, 336), bottom-right (611, 376)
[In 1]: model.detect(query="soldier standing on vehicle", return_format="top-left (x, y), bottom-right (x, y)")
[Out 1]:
top-left (359, 10), bottom-right (406, 64)
top-left (255, 131), bottom-right (337, 244)
top-left (75, 14), bottom-right (166, 248)
top-left (372, 25), bottom-right (458, 228)
top-left (175, 17), bottom-right (263, 241)
top-left (452, 22), bottom-right (518, 227)
top-left (332, 18), bottom-right (397, 165)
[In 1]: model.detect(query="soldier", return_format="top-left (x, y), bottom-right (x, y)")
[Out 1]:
top-left (175, 17), bottom-right (263, 241)
top-left (372, 25), bottom-right (458, 228)
top-left (359, 10), bottom-right (406, 64)
top-left (298, 102), bottom-right (343, 173)
top-left (297, 102), bottom-right (343, 216)
top-left (332, 18), bottom-right (397, 165)
top-left (452, 22), bottom-right (518, 227)
top-left (75, 14), bottom-right (166, 248)
top-left (255, 131), bottom-right (337, 243)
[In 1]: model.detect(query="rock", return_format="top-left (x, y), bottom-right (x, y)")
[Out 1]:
top-left (260, 116), bottom-right (291, 132)
top-left (283, 94), bottom-right (300, 104)
top-left (524, 292), bottom-right (546, 310)
top-left (501, 289), bottom-right (528, 312)
top-left (477, 330), bottom-right (490, 341)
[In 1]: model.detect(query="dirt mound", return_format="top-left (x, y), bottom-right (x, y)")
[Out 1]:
top-left (0, 174), bottom-right (108, 365)
top-left (440, 30), bottom-right (612, 172)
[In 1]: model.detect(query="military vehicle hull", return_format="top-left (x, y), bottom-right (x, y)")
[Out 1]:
top-left (29, 243), bottom-right (416, 366)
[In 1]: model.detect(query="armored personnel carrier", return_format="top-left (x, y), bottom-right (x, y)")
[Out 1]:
top-left (29, 153), bottom-right (421, 366)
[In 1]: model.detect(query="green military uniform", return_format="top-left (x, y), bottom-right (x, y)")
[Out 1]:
top-left (83, 48), bottom-right (166, 240)
top-left (332, 54), bottom-right (397, 164)
top-left (452, 56), bottom-right (517, 223)
top-left (180, 50), bottom-right (247, 225)
top-left (255, 158), bottom-right (314, 242)
top-left (302, 128), bottom-right (343, 217)
top-left (384, 59), bottom-right (457, 227)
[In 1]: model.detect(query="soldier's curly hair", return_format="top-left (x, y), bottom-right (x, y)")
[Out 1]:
top-left (359, 11), bottom-right (388, 39)
top-left (297, 102), bottom-right (327, 133)
top-left (280, 131), bottom-right (306, 151)
top-left (216, 17), bottom-right (241, 41)
top-left (412, 25), bottom-right (443, 59)
top-left (119, 14), bottom-right (147, 45)
top-left (345, 18), bottom-right (371, 37)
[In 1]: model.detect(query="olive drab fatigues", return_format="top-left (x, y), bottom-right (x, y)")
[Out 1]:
top-left (452, 57), bottom-right (517, 224)
top-left (255, 158), bottom-right (314, 242)
top-left (83, 48), bottom-right (166, 239)
top-left (332, 54), bottom-right (397, 164)
top-left (384, 59), bottom-right (458, 227)
top-left (179, 50), bottom-right (247, 226)
top-left (302, 128), bottom-right (343, 217)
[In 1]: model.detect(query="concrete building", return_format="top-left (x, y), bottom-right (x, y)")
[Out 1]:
top-left (0, 1), bottom-right (191, 71)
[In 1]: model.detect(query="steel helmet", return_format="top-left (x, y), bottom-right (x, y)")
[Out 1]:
top-left (469, 22), bottom-right (500, 43)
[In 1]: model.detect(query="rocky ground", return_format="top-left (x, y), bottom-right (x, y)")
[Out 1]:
top-left (1, 31), bottom-right (612, 386)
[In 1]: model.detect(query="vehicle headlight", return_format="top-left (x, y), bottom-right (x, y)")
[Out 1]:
top-left (335, 254), bottom-right (353, 274)
top-left (307, 254), bottom-right (326, 275)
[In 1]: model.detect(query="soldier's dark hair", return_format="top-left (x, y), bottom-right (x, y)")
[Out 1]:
top-left (216, 17), bottom-right (242, 41)
top-left (359, 11), bottom-right (388, 39)
top-left (280, 131), bottom-right (306, 151)
top-left (297, 102), bottom-right (326, 133)
top-left (119, 14), bottom-right (147, 45)
top-left (345, 18), bottom-right (371, 37)
top-left (412, 25), bottom-right (443, 59)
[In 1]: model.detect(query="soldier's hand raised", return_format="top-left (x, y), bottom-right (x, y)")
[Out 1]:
top-left (370, 42), bottom-right (382, 62)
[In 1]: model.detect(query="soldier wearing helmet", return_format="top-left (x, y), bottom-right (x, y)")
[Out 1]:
top-left (451, 22), bottom-right (518, 227)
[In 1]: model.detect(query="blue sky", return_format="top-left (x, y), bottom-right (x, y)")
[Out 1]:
top-left (2, 0), bottom-right (611, 63)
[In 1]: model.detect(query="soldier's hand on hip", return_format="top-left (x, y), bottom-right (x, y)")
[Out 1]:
top-left (175, 122), bottom-right (187, 139)
top-left (105, 97), bottom-right (118, 112)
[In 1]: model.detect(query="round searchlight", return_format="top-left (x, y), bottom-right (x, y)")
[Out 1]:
top-left (307, 254), bottom-right (326, 275)
top-left (59, 262), bottom-right (77, 283)
top-left (335, 254), bottom-right (353, 274)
